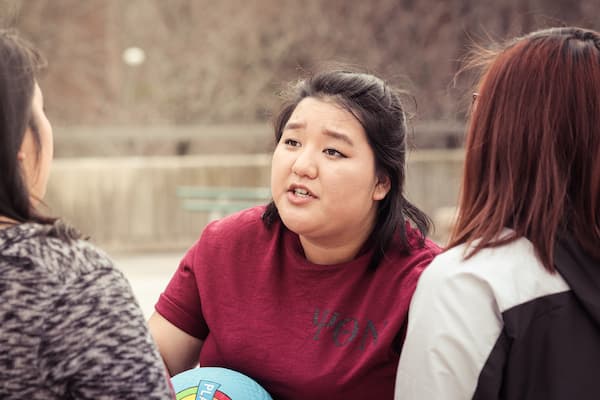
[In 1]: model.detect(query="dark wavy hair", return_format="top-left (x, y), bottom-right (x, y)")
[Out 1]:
top-left (262, 69), bottom-right (431, 270)
top-left (449, 27), bottom-right (600, 270)
top-left (0, 30), bottom-right (78, 239)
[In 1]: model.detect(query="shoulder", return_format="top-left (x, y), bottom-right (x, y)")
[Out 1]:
top-left (374, 226), bottom-right (441, 287)
top-left (184, 205), bottom-right (276, 261)
top-left (197, 205), bottom-right (274, 246)
top-left (1, 223), bottom-right (116, 283)
top-left (202, 206), bottom-right (268, 235)
top-left (388, 224), bottom-right (442, 267)
top-left (426, 234), bottom-right (542, 280)
top-left (419, 234), bottom-right (570, 313)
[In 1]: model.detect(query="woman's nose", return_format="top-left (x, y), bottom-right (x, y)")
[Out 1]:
top-left (291, 149), bottom-right (317, 179)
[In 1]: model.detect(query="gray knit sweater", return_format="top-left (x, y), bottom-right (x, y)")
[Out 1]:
top-left (0, 223), bottom-right (173, 399)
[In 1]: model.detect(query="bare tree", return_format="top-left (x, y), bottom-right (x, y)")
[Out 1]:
top-left (3, 0), bottom-right (598, 127)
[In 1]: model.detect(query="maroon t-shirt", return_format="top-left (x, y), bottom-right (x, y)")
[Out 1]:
top-left (156, 206), bottom-right (440, 399)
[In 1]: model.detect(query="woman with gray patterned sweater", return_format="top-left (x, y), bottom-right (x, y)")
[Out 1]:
top-left (0, 30), bottom-right (173, 399)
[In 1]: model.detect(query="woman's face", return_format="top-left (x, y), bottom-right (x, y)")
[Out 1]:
top-left (271, 97), bottom-right (390, 262)
top-left (19, 83), bottom-right (53, 201)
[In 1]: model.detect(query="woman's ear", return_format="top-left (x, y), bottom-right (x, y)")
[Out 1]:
top-left (373, 174), bottom-right (391, 201)
top-left (17, 126), bottom-right (32, 162)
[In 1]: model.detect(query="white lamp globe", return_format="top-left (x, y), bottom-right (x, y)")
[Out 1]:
top-left (122, 46), bottom-right (146, 66)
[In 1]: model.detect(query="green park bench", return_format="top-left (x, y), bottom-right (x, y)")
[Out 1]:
top-left (176, 186), bottom-right (272, 220)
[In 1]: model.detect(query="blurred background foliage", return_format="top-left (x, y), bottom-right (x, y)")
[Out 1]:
top-left (1, 0), bottom-right (598, 129)
top-left (2, 0), bottom-right (598, 247)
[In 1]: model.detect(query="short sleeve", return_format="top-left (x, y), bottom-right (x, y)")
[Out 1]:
top-left (155, 240), bottom-right (209, 339)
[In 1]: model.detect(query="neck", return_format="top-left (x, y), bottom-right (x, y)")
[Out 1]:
top-left (297, 211), bottom-right (377, 265)
top-left (298, 225), bottom-right (373, 265)
top-left (0, 215), bottom-right (18, 228)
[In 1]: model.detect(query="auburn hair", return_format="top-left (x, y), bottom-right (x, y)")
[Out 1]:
top-left (449, 27), bottom-right (600, 271)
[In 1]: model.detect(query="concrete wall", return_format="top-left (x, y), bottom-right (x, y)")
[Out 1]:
top-left (53, 123), bottom-right (465, 158)
top-left (44, 150), bottom-right (463, 253)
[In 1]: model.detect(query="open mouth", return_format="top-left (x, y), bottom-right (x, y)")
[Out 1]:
top-left (288, 185), bottom-right (317, 199)
top-left (293, 188), bottom-right (311, 198)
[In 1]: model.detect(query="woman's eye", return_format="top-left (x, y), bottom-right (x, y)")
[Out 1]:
top-left (284, 138), bottom-right (300, 147)
top-left (324, 148), bottom-right (345, 158)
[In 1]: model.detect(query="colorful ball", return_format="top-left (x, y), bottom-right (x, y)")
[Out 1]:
top-left (171, 367), bottom-right (273, 400)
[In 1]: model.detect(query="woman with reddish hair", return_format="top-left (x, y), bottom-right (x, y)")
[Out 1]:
top-left (395, 27), bottom-right (600, 399)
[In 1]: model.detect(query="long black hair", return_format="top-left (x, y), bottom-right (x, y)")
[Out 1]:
top-left (0, 30), bottom-right (78, 239)
top-left (262, 69), bottom-right (431, 270)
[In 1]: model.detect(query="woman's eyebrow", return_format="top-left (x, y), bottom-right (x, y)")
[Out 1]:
top-left (283, 121), bottom-right (354, 145)
top-left (323, 129), bottom-right (354, 146)
top-left (283, 121), bottom-right (305, 130)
